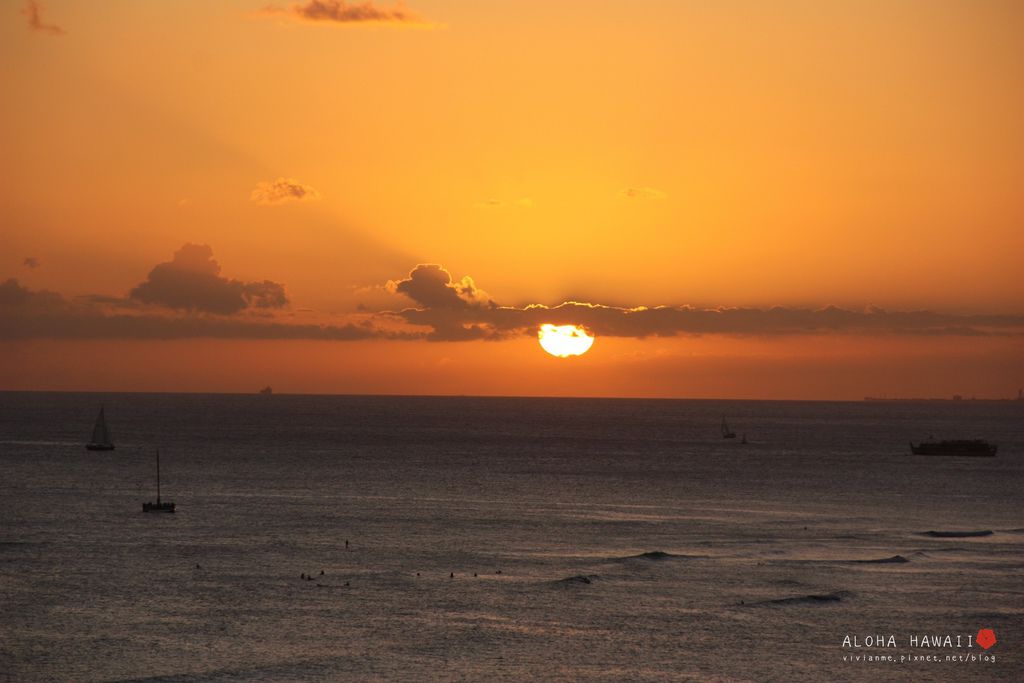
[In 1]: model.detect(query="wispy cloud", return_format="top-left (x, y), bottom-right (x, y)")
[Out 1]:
top-left (619, 187), bottom-right (666, 200)
top-left (476, 198), bottom-right (534, 209)
top-left (262, 1), bottom-right (434, 27)
top-left (22, 1), bottom-right (64, 36)
top-left (22, 257), bottom-right (40, 269)
top-left (250, 178), bottom-right (321, 205)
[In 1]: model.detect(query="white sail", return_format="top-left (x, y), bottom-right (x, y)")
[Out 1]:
top-left (91, 407), bottom-right (112, 446)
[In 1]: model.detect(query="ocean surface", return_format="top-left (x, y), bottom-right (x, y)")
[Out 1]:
top-left (1, 392), bottom-right (1022, 682)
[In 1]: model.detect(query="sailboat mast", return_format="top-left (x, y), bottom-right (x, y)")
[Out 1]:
top-left (156, 449), bottom-right (161, 504)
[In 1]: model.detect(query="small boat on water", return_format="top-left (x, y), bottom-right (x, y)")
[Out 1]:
top-left (85, 407), bottom-right (115, 451)
top-left (143, 449), bottom-right (175, 512)
top-left (259, 385), bottom-right (273, 395)
top-left (909, 439), bottom-right (997, 457)
top-left (721, 417), bottom-right (736, 439)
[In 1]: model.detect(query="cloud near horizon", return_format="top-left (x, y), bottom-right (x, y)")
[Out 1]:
top-left (384, 264), bottom-right (495, 340)
top-left (620, 187), bottom-right (667, 200)
top-left (22, 1), bottom-right (64, 36)
top-left (0, 278), bottom-right (402, 340)
top-left (383, 265), bottom-right (1024, 342)
top-left (476, 198), bottom-right (534, 209)
top-left (263, 1), bottom-right (432, 27)
top-left (3, 261), bottom-right (1024, 342)
top-left (129, 244), bottom-right (288, 314)
top-left (250, 178), bottom-right (321, 205)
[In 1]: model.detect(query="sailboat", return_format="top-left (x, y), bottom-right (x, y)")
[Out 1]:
top-left (721, 417), bottom-right (736, 439)
top-left (85, 407), bottom-right (115, 451)
top-left (142, 449), bottom-right (175, 513)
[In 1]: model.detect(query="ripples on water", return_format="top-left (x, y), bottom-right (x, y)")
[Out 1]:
top-left (0, 393), bottom-right (1021, 681)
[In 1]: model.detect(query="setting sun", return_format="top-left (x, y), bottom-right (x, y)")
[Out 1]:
top-left (4, 2), bottom-right (1023, 680)
top-left (538, 324), bottom-right (595, 358)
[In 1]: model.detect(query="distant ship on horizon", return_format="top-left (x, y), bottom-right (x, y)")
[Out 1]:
top-left (866, 389), bottom-right (1023, 403)
top-left (259, 386), bottom-right (273, 395)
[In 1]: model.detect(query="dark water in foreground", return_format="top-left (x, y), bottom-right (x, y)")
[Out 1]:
top-left (1, 392), bottom-right (1022, 682)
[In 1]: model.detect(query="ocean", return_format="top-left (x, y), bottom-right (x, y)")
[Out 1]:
top-left (1, 392), bottom-right (1021, 682)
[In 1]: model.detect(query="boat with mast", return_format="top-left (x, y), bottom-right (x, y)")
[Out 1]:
top-left (142, 449), bottom-right (175, 513)
top-left (85, 407), bottom-right (115, 451)
top-left (721, 417), bottom-right (736, 439)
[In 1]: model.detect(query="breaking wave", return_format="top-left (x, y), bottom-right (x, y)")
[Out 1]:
top-left (850, 555), bottom-right (909, 564)
top-left (611, 551), bottom-right (702, 562)
top-left (555, 574), bottom-right (600, 585)
top-left (752, 591), bottom-right (852, 606)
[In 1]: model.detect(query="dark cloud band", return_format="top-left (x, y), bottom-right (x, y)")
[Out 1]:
top-left (3, 261), bottom-right (1022, 342)
top-left (0, 279), bottom-right (402, 341)
top-left (385, 265), bottom-right (1024, 341)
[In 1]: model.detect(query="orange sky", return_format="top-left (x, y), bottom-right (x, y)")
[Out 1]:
top-left (2, 0), bottom-right (1022, 398)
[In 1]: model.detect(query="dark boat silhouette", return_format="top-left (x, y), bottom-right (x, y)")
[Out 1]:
top-left (259, 385), bottom-right (273, 395)
top-left (909, 439), bottom-right (997, 457)
top-left (143, 449), bottom-right (175, 512)
top-left (721, 417), bottom-right (736, 439)
top-left (85, 407), bottom-right (115, 451)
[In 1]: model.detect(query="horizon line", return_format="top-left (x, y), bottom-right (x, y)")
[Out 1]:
top-left (1, 389), bottom-right (1021, 403)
